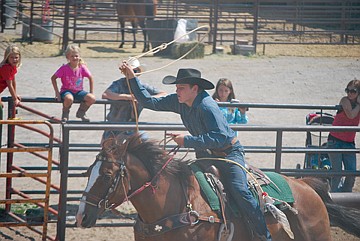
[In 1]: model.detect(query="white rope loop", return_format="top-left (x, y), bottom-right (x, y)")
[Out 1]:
top-left (123, 25), bottom-right (210, 77)
top-left (121, 25), bottom-right (210, 135)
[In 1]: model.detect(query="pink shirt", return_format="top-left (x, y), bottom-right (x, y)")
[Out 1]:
top-left (330, 110), bottom-right (360, 142)
top-left (54, 64), bottom-right (91, 93)
top-left (0, 64), bottom-right (17, 93)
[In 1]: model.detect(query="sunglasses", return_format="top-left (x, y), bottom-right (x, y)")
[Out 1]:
top-left (345, 88), bottom-right (358, 94)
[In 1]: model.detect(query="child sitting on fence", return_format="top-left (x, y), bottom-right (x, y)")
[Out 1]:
top-left (0, 45), bottom-right (22, 108)
top-left (51, 45), bottom-right (96, 122)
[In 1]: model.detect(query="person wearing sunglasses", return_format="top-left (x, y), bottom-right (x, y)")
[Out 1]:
top-left (327, 78), bottom-right (360, 192)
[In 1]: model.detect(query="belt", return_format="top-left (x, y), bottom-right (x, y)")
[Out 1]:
top-left (207, 137), bottom-right (238, 157)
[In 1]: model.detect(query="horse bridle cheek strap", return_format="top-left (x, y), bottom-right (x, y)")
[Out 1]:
top-left (81, 161), bottom-right (127, 210)
top-left (105, 162), bottom-right (127, 209)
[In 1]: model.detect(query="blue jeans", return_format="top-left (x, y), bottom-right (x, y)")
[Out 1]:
top-left (61, 90), bottom-right (88, 102)
top-left (327, 138), bottom-right (357, 192)
top-left (197, 144), bottom-right (272, 240)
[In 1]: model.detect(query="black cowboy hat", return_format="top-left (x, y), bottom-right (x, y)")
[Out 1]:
top-left (162, 68), bottom-right (214, 90)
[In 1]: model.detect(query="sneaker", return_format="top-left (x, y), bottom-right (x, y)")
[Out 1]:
top-left (80, 114), bottom-right (90, 122)
top-left (76, 111), bottom-right (90, 122)
top-left (76, 110), bottom-right (90, 122)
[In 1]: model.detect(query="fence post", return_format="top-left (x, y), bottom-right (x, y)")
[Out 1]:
top-left (212, 0), bottom-right (219, 54)
top-left (275, 130), bottom-right (283, 173)
top-left (1, 0), bottom-right (5, 32)
top-left (5, 99), bottom-right (15, 212)
top-left (62, 0), bottom-right (70, 51)
top-left (56, 124), bottom-right (70, 241)
top-left (252, 0), bottom-right (259, 53)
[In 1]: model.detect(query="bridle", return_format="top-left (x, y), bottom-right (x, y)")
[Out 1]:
top-left (80, 145), bottom-right (180, 211)
top-left (80, 156), bottom-right (127, 211)
top-left (80, 145), bottom-right (229, 236)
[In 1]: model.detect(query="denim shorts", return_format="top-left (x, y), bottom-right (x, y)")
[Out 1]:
top-left (60, 90), bottom-right (88, 102)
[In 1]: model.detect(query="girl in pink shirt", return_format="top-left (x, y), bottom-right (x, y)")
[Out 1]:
top-left (51, 45), bottom-right (95, 122)
top-left (0, 45), bottom-right (22, 108)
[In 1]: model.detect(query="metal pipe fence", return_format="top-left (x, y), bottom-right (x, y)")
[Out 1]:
top-left (1, 96), bottom-right (360, 240)
top-left (1, 0), bottom-right (358, 54)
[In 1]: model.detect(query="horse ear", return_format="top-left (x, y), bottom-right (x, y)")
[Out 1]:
top-left (101, 134), bottom-right (131, 160)
top-left (102, 137), bottom-right (115, 149)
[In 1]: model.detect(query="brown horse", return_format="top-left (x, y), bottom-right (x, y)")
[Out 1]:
top-left (116, 0), bottom-right (157, 52)
top-left (76, 133), bottom-right (360, 241)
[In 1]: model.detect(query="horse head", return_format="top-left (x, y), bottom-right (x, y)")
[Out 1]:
top-left (76, 134), bottom-right (135, 228)
top-left (76, 132), bottom-right (191, 231)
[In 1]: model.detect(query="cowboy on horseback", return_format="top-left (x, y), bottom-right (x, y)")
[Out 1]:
top-left (120, 64), bottom-right (272, 241)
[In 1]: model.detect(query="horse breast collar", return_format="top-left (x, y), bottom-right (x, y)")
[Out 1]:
top-left (134, 180), bottom-right (225, 239)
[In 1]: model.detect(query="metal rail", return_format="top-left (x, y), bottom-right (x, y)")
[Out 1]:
top-left (1, 0), bottom-right (359, 54)
top-left (1, 96), bottom-right (359, 240)
top-left (0, 120), bottom-right (55, 241)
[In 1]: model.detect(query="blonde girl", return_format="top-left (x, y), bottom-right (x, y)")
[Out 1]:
top-left (51, 45), bottom-right (96, 122)
top-left (0, 44), bottom-right (22, 108)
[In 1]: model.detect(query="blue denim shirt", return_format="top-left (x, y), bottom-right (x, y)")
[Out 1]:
top-left (106, 77), bottom-right (160, 122)
top-left (129, 77), bottom-right (241, 154)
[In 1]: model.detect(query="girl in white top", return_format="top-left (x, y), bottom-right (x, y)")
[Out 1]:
top-left (212, 78), bottom-right (248, 124)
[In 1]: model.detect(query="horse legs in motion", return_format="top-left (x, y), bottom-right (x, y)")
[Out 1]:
top-left (116, 0), bottom-right (157, 53)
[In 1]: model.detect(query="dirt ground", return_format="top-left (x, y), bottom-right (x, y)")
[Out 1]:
top-left (0, 32), bottom-right (360, 241)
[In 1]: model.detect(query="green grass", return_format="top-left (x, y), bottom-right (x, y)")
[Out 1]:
top-left (0, 203), bottom-right (39, 215)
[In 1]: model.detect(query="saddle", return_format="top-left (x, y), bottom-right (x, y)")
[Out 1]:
top-left (191, 163), bottom-right (269, 213)
top-left (191, 162), bottom-right (297, 240)
top-left (134, 162), bottom-right (297, 240)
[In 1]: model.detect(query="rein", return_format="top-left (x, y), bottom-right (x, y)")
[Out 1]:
top-left (80, 160), bottom-right (126, 210)
top-left (82, 144), bottom-right (228, 236)
top-left (114, 145), bottom-right (181, 208)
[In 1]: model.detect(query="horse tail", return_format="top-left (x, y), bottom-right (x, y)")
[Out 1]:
top-left (302, 177), bottom-right (360, 237)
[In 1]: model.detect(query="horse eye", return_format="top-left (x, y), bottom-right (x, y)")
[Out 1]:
top-left (103, 174), bottom-right (112, 184)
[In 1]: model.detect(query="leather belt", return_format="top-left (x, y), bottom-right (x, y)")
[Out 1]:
top-left (207, 137), bottom-right (238, 157)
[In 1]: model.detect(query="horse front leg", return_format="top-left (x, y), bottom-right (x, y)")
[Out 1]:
top-left (139, 21), bottom-right (148, 52)
top-left (119, 21), bottom-right (125, 48)
top-left (131, 22), bottom-right (137, 49)
top-left (142, 29), bottom-right (149, 52)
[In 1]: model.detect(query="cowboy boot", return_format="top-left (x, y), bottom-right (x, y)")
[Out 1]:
top-left (76, 102), bottom-right (91, 122)
top-left (61, 106), bottom-right (71, 122)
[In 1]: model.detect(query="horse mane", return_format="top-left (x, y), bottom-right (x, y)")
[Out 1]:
top-left (105, 133), bottom-right (191, 178)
